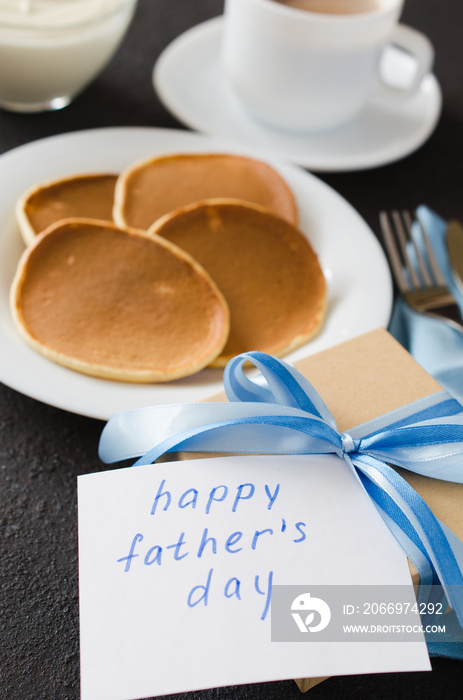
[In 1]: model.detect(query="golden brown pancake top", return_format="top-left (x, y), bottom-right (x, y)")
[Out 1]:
top-left (113, 153), bottom-right (298, 230)
top-left (11, 218), bottom-right (229, 382)
top-left (150, 199), bottom-right (326, 366)
top-left (17, 173), bottom-right (118, 244)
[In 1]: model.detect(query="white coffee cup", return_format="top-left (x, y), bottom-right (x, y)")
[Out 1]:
top-left (221, 0), bottom-right (434, 132)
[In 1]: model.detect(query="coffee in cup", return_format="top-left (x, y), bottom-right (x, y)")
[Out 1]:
top-left (273, 1), bottom-right (380, 15)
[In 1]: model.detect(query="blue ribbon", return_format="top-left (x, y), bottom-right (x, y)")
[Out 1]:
top-left (99, 351), bottom-right (463, 655)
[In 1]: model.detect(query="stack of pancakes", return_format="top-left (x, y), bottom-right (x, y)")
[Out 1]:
top-left (11, 152), bottom-right (326, 382)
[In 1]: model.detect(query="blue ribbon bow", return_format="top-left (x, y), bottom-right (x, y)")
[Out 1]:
top-left (99, 351), bottom-right (463, 656)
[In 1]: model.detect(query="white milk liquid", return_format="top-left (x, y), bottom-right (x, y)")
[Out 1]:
top-left (0, 0), bottom-right (136, 107)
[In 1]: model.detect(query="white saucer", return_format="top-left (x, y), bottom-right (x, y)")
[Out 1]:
top-left (153, 16), bottom-right (442, 172)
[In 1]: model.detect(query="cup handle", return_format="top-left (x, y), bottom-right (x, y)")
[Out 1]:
top-left (377, 24), bottom-right (434, 98)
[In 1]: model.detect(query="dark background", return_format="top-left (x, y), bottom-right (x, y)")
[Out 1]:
top-left (1, 1), bottom-right (462, 698)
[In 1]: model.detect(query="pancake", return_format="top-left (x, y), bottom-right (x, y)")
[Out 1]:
top-left (113, 152), bottom-right (298, 230)
top-left (149, 199), bottom-right (326, 366)
top-left (16, 173), bottom-right (118, 245)
top-left (10, 218), bottom-right (230, 382)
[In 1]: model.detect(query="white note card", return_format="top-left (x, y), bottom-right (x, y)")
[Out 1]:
top-left (78, 454), bottom-right (430, 700)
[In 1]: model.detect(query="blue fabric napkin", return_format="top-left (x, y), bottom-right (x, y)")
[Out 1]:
top-left (385, 205), bottom-right (463, 658)
top-left (388, 205), bottom-right (463, 404)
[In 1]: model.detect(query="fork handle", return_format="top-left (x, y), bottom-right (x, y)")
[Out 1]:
top-left (428, 304), bottom-right (463, 333)
top-left (404, 288), bottom-right (463, 334)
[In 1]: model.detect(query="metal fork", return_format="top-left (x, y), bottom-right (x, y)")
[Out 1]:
top-left (379, 209), bottom-right (463, 332)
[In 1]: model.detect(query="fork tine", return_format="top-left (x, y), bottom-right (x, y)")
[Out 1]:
top-left (414, 210), bottom-right (447, 287)
top-left (401, 210), bottom-right (433, 287)
top-left (379, 211), bottom-right (409, 293)
top-left (390, 210), bottom-right (421, 289)
top-left (380, 210), bottom-right (446, 293)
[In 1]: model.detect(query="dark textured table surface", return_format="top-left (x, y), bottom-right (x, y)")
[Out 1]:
top-left (1, 1), bottom-right (462, 698)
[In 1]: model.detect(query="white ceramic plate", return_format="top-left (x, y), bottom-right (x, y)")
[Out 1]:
top-left (153, 17), bottom-right (442, 172)
top-left (0, 126), bottom-right (392, 420)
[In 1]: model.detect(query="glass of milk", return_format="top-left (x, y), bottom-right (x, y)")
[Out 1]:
top-left (0, 0), bottom-right (138, 112)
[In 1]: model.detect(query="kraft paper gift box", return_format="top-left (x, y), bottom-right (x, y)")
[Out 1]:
top-left (178, 327), bottom-right (463, 693)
